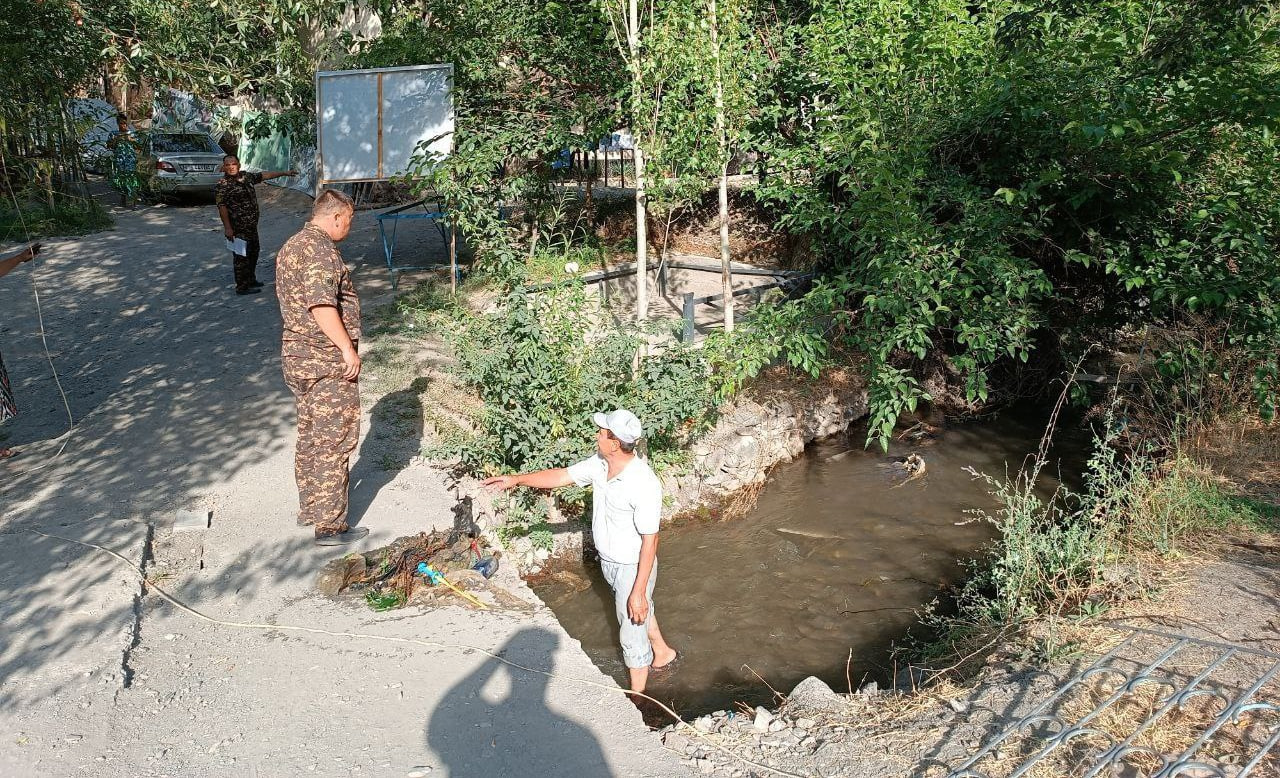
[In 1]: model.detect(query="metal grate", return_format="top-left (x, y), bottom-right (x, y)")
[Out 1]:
top-left (947, 626), bottom-right (1280, 778)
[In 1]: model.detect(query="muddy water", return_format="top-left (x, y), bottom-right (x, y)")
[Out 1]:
top-left (530, 409), bottom-right (1089, 718)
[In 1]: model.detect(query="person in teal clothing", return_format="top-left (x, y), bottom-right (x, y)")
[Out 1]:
top-left (108, 113), bottom-right (141, 209)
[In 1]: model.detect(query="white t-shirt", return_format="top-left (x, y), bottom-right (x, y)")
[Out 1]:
top-left (566, 454), bottom-right (662, 565)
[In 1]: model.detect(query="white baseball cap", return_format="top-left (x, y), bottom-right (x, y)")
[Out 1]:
top-left (593, 409), bottom-right (643, 444)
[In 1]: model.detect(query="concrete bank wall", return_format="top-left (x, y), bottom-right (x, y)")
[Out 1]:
top-left (662, 372), bottom-right (869, 516)
top-left (450, 371), bottom-right (869, 570)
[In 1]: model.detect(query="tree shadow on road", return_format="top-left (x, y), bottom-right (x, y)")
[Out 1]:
top-left (0, 186), bottom-right (350, 709)
top-left (426, 626), bottom-right (614, 778)
top-left (0, 183), bottom-right (454, 719)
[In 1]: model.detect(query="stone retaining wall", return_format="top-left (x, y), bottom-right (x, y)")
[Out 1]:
top-left (449, 371), bottom-right (869, 570)
top-left (663, 372), bottom-right (868, 516)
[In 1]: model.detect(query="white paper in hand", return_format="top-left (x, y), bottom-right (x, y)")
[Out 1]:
top-left (226, 238), bottom-right (248, 256)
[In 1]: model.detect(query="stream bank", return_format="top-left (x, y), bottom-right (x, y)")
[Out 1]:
top-left (530, 405), bottom-right (1090, 723)
top-left (447, 368), bottom-right (871, 570)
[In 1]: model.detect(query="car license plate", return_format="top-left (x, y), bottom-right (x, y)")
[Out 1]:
top-left (187, 164), bottom-right (215, 172)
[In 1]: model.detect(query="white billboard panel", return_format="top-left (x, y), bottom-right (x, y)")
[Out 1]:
top-left (316, 64), bottom-right (453, 185)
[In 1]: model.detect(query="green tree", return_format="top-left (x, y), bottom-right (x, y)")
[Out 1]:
top-left (1, 0), bottom-right (112, 227)
top-left (381, 0), bottom-right (623, 278)
top-left (93, 0), bottom-right (361, 108)
top-left (740, 0), bottom-right (1280, 446)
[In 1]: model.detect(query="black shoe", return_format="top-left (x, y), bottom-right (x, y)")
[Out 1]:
top-left (235, 287), bottom-right (262, 296)
top-left (250, 280), bottom-right (265, 289)
top-left (315, 526), bottom-right (370, 546)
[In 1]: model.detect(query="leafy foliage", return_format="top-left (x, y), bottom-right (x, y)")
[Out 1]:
top-left (94, 0), bottom-right (362, 108)
top-left (9, 0), bottom-right (1279, 459)
top-left (435, 275), bottom-right (717, 473)
top-left (1, 0), bottom-right (118, 229)
top-left (744, 0), bottom-right (1280, 447)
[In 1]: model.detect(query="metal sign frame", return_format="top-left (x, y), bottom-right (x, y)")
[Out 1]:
top-left (314, 63), bottom-right (453, 186)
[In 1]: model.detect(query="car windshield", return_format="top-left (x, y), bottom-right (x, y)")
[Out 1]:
top-left (150, 134), bottom-right (221, 154)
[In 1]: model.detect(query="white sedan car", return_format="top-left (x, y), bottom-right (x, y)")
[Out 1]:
top-left (139, 133), bottom-right (227, 196)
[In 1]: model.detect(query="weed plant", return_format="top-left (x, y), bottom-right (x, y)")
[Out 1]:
top-left (422, 268), bottom-right (719, 542)
top-left (1, 194), bottom-right (112, 240)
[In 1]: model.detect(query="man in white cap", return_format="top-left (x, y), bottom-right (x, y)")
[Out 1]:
top-left (482, 409), bottom-right (678, 693)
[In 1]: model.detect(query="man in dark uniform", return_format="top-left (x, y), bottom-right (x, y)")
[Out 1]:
top-left (275, 189), bottom-right (367, 544)
top-left (215, 155), bottom-right (296, 295)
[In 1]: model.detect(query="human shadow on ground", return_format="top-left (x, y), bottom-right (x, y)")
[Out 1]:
top-left (348, 376), bottom-right (428, 528)
top-left (426, 626), bottom-right (613, 778)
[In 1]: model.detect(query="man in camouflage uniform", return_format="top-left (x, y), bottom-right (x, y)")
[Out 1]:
top-left (275, 189), bottom-right (367, 544)
top-left (216, 155), bottom-right (296, 295)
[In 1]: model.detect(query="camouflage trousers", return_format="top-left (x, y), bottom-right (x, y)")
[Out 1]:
top-left (283, 360), bottom-right (360, 531)
top-left (231, 227), bottom-right (260, 292)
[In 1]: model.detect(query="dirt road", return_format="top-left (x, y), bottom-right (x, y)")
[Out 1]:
top-left (0, 187), bottom-right (688, 777)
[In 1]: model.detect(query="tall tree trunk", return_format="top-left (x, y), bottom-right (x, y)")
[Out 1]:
top-left (627, 0), bottom-right (648, 323)
top-left (634, 145), bottom-right (648, 322)
top-left (718, 165), bottom-right (732, 331)
top-left (710, 0), bottom-right (733, 331)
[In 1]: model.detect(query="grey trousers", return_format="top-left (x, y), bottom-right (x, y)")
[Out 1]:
top-left (600, 559), bottom-right (658, 668)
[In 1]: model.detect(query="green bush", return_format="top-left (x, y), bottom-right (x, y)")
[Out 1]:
top-left (955, 461), bottom-right (1109, 627)
top-left (1, 194), bottom-right (112, 240)
top-left (423, 271), bottom-right (718, 539)
top-left (431, 271), bottom-right (718, 474)
top-left (931, 402), bottom-right (1280, 671)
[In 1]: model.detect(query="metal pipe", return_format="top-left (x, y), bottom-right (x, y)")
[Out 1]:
top-left (682, 293), bottom-right (696, 343)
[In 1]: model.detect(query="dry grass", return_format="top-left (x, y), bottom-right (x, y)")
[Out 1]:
top-left (1184, 416), bottom-right (1280, 506)
top-left (740, 364), bottom-right (866, 406)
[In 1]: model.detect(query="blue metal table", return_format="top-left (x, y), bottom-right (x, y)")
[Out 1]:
top-left (375, 199), bottom-right (458, 289)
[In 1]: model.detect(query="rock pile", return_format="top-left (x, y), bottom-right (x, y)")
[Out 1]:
top-left (655, 676), bottom-right (886, 777)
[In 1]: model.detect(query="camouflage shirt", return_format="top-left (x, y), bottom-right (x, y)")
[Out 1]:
top-left (215, 172), bottom-right (263, 231)
top-left (276, 223), bottom-right (361, 372)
